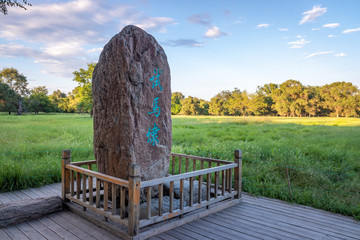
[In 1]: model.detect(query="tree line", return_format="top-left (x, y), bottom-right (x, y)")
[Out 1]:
top-left (172, 80), bottom-right (360, 117)
top-left (1, 64), bottom-right (359, 117)
top-left (0, 64), bottom-right (94, 115)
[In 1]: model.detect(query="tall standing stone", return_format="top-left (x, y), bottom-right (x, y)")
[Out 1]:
top-left (93, 25), bottom-right (172, 181)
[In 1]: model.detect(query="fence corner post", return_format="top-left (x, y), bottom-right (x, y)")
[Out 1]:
top-left (128, 163), bottom-right (141, 237)
top-left (61, 149), bottom-right (71, 201)
top-left (234, 149), bottom-right (242, 199)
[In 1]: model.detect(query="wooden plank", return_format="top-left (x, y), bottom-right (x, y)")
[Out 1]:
top-left (189, 177), bottom-right (193, 207)
top-left (223, 205), bottom-right (326, 239)
top-left (76, 172), bottom-right (81, 199)
top-left (70, 160), bottom-right (97, 166)
top-left (66, 165), bottom-right (129, 187)
top-left (9, 191), bottom-right (31, 200)
top-left (140, 194), bottom-right (236, 227)
top-left (185, 158), bottom-right (189, 173)
top-left (158, 183), bottom-right (163, 216)
top-left (156, 232), bottom-right (179, 240)
top-left (82, 173), bottom-right (87, 202)
top-left (210, 211), bottom-right (302, 240)
top-left (180, 179), bottom-right (184, 210)
top-left (96, 179), bottom-right (101, 208)
top-left (235, 203), bottom-right (360, 239)
top-left (178, 157), bottom-right (182, 174)
top-left (175, 226), bottom-right (213, 240)
top-left (27, 219), bottom-right (63, 240)
top-left (48, 212), bottom-right (97, 240)
top-left (169, 181), bottom-right (174, 213)
top-left (111, 183), bottom-right (116, 215)
top-left (0, 229), bottom-right (11, 240)
top-left (180, 224), bottom-right (228, 240)
top-left (242, 194), bottom-right (360, 230)
top-left (147, 187), bottom-right (152, 219)
top-left (165, 229), bottom-right (196, 240)
top-left (18, 189), bottom-right (39, 199)
top-left (198, 175), bottom-right (203, 203)
top-left (190, 219), bottom-right (259, 240)
top-left (120, 186), bottom-right (126, 219)
top-left (141, 163), bottom-right (237, 188)
top-left (172, 155), bottom-right (175, 175)
top-left (61, 210), bottom-right (119, 240)
top-left (89, 176), bottom-right (93, 205)
top-left (104, 181), bottom-right (108, 211)
top-left (38, 215), bottom-right (81, 240)
top-left (3, 192), bottom-right (21, 202)
top-left (242, 195), bottom-right (360, 233)
top-left (221, 170), bottom-right (225, 196)
top-left (203, 213), bottom-right (279, 240)
top-left (171, 153), bottom-right (233, 165)
top-left (192, 159), bottom-right (196, 171)
top-left (206, 173), bottom-right (211, 201)
top-left (3, 225), bottom-right (30, 240)
top-left (16, 222), bottom-right (47, 240)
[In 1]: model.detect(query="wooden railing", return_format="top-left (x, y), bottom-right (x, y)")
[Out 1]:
top-left (61, 149), bottom-right (242, 238)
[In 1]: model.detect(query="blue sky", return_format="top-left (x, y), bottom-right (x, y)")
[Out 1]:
top-left (1, 0), bottom-right (359, 100)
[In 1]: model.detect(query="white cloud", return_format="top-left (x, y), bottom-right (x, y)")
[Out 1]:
top-left (257, 23), bottom-right (270, 28)
top-left (343, 27), bottom-right (360, 34)
top-left (311, 28), bottom-right (320, 31)
top-left (0, 0), bottom-right (175, 78)
top-left (288, 38), bottom-right (310, 49)
top-left (300, 5), bottom-right (327, 25)
top-left (187, 13), bottom-right (212, 26)
top-left (136, 17), bottom-right (175, 33)
top-left (87, 48), bottom-right (103, 53)
top-left (163, 39), bottom-right (204, 48)
top-left (304, 51), bottom-right (332, 59)
top-left (296, 35), bottom-right (303, 38)
top-left (278, 28), bottom-right (288, 31)
top-left (328, 35), bottom-right (335, 38)
top-left (334, 53), bottom-right (347, 57)
top-left (204, 26), bottom-right (228, 38)
top-left (323, 23), bottom-right (340, 28)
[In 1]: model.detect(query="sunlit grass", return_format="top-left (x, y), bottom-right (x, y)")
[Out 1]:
top-left (0, 113), bottom-right (359, 219)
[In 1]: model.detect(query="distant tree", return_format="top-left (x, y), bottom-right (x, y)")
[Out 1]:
top-left (256, 83), bottom-right (278, 115)
top-left (321, 82), bottom-right (359, 117)
top-left (0, 82), bottom-right (18, 114)
top-left (72, 63), bottom-right (96, 114)
top-left (199, 99), bottom-right (210, 115)
top-left (228, 88), bottom-right (242, 116)
top-left (273, 80), bottom-right (304, 117)
top-left (49, 90), bottom-right (68, 112)
top-left (0, 67), bottom-right (29, 114)
top-left (1, 0), bottom-right (31, 15)
top-left (25, 86), bottom-right (54, 114)
top-left (171, 92), bottom-right (184, 115)
top-left (180, 96), bottom-right (199, 115)
top-left (209, 90), bottom-right (231, 116)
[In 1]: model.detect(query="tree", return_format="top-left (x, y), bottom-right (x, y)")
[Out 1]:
top-left (49, 90), bottom-right (68, 112)
top-left (321, 82), bottom-right (359, 117)
top-left (209, 90), bottom-right (231, 116)
top-left (0, 67), bottom-right (28, 114)
top-left (72, 63), bottom-right (96, 114)
top-left (0, 82), bottom-right (18, 114)
top-left (25, 86), bottom-right (54, 114)
top-left (256, 83), bottom-right (278, 115)
top-left (171, 92), bottom-right (184, 115)
top-left (1, 0), bottom-right (31, 15)
top-left (273, 80), bottom-right (304, 117)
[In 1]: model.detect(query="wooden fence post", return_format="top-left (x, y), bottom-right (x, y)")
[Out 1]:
top-left (61, 149), bottom-right (71, 201)
top-left (234, 149), bottom-right (242, 199)
top-left (128, 164), bottom-right (141, 237)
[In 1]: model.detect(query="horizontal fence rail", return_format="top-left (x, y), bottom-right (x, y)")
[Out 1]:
top-left (61, 149), bottom-right (242, 238)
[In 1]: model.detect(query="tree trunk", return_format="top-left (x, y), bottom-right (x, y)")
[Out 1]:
top-left (17, 98), bottom-right (23, 115)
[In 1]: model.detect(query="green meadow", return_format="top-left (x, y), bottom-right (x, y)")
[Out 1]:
top-left (0, 113), bottom-right (359, 220)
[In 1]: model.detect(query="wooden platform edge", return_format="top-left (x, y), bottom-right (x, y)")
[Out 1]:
top-left (64, 198), bottom-right (242, 240)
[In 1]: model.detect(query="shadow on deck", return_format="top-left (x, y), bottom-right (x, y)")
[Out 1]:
top-left (0, 183), bottom-right (359, 240)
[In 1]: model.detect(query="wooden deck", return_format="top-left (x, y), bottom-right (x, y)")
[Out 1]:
top-left (1, 183), bottom-right (359, 239)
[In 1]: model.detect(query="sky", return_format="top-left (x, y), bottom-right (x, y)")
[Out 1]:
top-left (1, 0), bottom-right (360, 100)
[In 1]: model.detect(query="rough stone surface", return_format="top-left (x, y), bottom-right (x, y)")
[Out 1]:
top-left (93, 25), bottom-right (172, 181)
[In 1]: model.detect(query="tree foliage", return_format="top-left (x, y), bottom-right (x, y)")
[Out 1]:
top-left (25, 86), bottom-right (54, 114)
top-left (1, 0), bottom-right (31, 15)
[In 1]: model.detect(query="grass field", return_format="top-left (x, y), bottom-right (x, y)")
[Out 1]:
top-left (0, 113), bottom-right (359, 220)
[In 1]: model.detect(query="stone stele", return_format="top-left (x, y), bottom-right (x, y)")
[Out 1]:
top-left (93, 25), bottom-right (172, 181)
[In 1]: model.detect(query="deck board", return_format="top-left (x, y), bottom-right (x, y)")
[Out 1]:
top-left (1, 183), bottom-right (360, 240)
